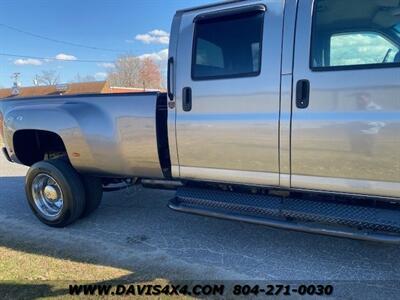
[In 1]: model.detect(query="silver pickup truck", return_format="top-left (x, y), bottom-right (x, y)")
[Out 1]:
top-left (1, 0), bottom-right (400, 242)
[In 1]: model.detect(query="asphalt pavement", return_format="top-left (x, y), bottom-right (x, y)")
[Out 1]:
top-left (1, 155), bottom-right (400, 299)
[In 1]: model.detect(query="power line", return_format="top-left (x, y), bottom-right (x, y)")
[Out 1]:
top-left (0, 23), bottom-right (126, 53)
top-left (0, 52), bottom-right (114, 63)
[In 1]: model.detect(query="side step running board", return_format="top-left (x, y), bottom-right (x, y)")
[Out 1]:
top-left (169, 187), bottom-right (400, 243)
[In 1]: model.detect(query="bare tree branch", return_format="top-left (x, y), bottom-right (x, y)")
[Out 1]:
top-left (34, 70), bottom-right (60, 86)
top-left (107, 55), bottom-right (162, 90)
top-left (72, 73), bottom-right (96, 83)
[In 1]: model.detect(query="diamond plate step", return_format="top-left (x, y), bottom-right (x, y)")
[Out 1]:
top-left (169, 187), bottom-right (400, 243)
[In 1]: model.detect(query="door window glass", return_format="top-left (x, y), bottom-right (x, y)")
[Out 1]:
top-left (330, 32), bottom-right (398, 66)
top-left (195, 39), bottom-right (224, 68)
top-left (311, 0), bottom-right (400, 70)
top-left (192, 9), bottom-right (264, 80)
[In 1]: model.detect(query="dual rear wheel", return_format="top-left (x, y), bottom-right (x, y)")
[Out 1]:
top-left (25, 159), bottom-right (103, 227)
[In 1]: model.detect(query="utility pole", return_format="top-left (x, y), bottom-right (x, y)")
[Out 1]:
top-left (11, 72), bottom-right (21, 87)
top-left (11, 72), bottom-right (21, 96)
top-left (33, 75), bottom-right (39, 86)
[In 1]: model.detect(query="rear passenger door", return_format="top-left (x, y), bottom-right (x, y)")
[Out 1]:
top-left (174, 1), bottom-right (284, 186)
top-left (291, 0), bottom-right (400, 198)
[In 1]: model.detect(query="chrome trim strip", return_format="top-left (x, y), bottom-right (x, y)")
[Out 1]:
top-left (292, 175), bottom-right (400, 199)
top-left (171, 165), bottom-right (180, 177)
top-left (180, 166), bottom-right (279, 186)
top-left (280, 174), bottom-right (290, 188)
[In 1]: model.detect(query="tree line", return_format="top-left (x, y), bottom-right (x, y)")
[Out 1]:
top-left (31, 55), bottom-right (164, 90)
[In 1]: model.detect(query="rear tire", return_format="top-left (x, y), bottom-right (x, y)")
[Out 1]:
top-left (80, 175), bottom-right (103, 218)
top-left (25, 159), bottom-right (86, 227)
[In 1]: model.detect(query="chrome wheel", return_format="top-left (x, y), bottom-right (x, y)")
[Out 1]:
top-left (31, 173), bottom-right (64, 220)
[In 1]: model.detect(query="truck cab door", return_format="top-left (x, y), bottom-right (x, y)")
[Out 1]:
top-left (291, 0), bottom-right (400, 198)
top-left (172, 0), bottom-right (283, 186)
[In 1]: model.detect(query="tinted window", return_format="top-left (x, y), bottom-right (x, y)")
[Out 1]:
top-left (192, 10), bottom-right (264, 80)
top-left (311, 0), bottom-right (400, 69)
top-left (394, 24), bottom-right (400, 38)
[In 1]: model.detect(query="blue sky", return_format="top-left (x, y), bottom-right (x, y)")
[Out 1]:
top-left (0, 0), bottom-right (212, 87)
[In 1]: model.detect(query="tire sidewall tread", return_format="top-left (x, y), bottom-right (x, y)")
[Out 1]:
top-left (25, 159), bottom-right (86, 227)
top-left (80, 175), bottom-right (103, 218)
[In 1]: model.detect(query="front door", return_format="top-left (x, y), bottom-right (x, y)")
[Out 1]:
top-left (174, 1), bottom-right (284, 186)
top-left (291, 0), bottom-right (400, 198)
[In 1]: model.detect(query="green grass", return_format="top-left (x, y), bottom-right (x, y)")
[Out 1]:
top-left (0, 246), bottom-right (193, 299)
top-left (0, 246), bottom-right (129, 299)
top-left (0, 246), bottom-right (131, 281)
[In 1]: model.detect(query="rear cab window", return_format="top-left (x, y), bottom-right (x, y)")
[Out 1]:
top-left (311, 0), bottom-right (400, 70)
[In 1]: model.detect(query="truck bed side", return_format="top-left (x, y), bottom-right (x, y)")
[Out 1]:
top-left (0, 92), bottom-right (169, 178)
